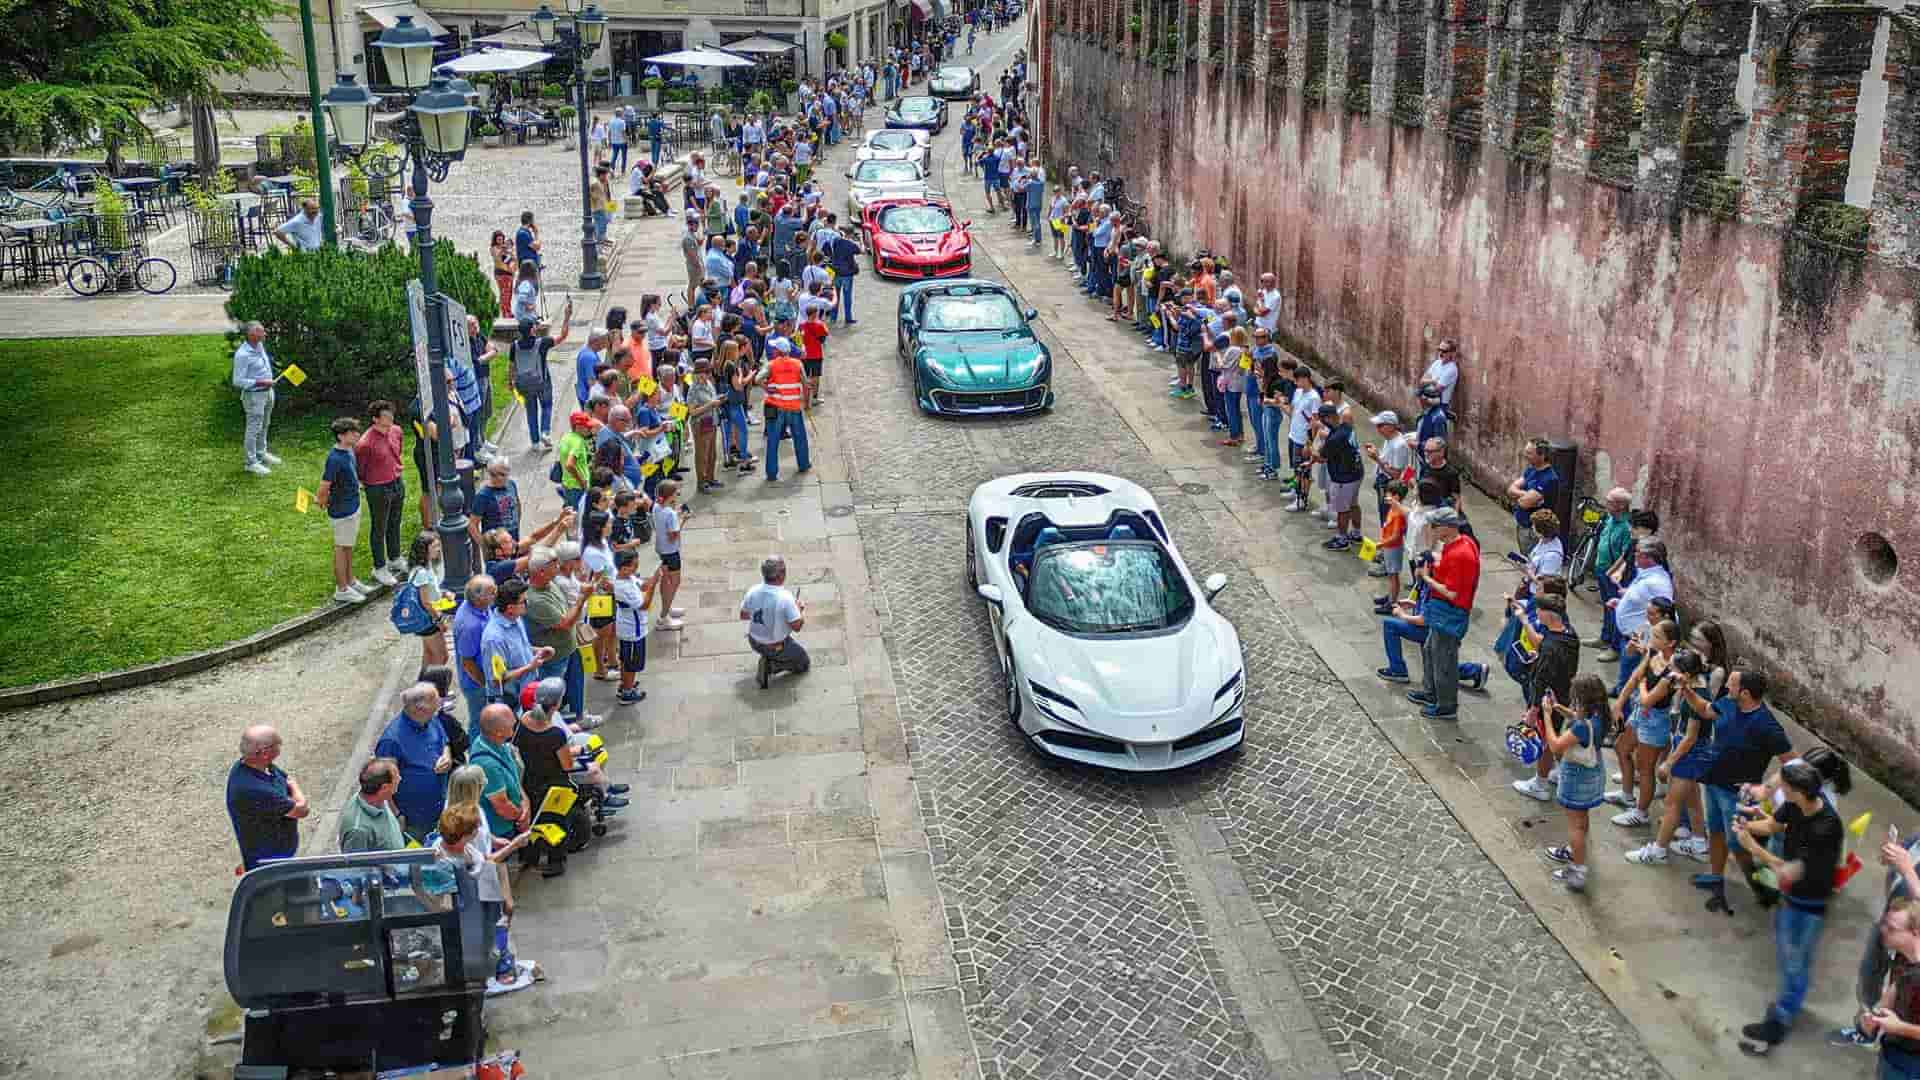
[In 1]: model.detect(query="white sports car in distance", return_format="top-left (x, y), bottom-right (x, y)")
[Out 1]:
top-left (966, 472), bottom-right (1248, 770)
top-left (853, 128), bottom-right (932, 171)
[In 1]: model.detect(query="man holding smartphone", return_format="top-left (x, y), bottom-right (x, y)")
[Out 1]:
top-left (1732, 761), bottom-right (1844, 1051)
top-left (1832, 829), bottom-right (1920, 1048)
top-left (1857, 898), bottom-right (1920, 1076)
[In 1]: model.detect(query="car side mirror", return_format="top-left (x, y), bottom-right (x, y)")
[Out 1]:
top-left (1203, 573), bottom-right (1228, 601)
top-left (977, 583), bottom-right (1004, 606)
top-left (962, 219), bottom-right (973, 229)
top-left (1023, 307), bottom-right (1039, 320)
top-left (845, 168), bottom-right (855, 178)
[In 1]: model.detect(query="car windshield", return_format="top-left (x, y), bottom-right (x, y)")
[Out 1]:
top-left (869, 131), bottom-right (916, 150)
top-left (938, 67), bottom-right (970, 80)
top-left (899, 98), bottom-right (938, 115)
top-left (1026, 542), bottom-right (1195, 634)
top-left (855, 160), bottom-right (922, 183)
top-left (923, 292), bottom-right (1020, 331)
top-left (881, 205), bottom-right (954, 234)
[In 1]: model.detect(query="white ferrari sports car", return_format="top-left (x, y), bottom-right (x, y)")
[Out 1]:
top-left (965, 472), bottom-right (1248, 770)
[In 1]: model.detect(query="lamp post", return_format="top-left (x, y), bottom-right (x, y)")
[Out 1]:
top-left (533, 1), bottom-right (607, 291)
top-left (322, 18), bottom-right (480, 594)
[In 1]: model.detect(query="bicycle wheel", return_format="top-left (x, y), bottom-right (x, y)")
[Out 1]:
top-left (1567, 530), bottom-right (1598, 584)
top-left (66, 257), bottom-right (111, 296)
top-left (135, 256), bottom-right (177, 295)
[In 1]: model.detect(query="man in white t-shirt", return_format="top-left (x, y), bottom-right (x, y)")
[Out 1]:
top-left (741, 555), bottom-right (809, 689)
top-left (1364, 409), bottom-right (1416, 525)
top-left (1255, 272), bottom-right (1282, 334)
top-left (1422, 339), bottom-right (1460, 406)
top-left (1283, 366), bottom-right (1322, 513)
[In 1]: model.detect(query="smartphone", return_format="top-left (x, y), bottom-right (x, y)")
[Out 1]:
top-left (1893, 824), bottom-right (1902, 845)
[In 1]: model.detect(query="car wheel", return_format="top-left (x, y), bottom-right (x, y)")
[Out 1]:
top-left (965, 521), bottom-right (978, 588)
top-left (1004, 656), bottom-right (1021, 726)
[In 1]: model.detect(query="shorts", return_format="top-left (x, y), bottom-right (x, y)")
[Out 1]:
top-left (803, 358), bottom-right (823, 378)
top-left (1378, 546), bottom-right (1405, 574)
top-left (1288, 440), bottom-right (1308, 471)
top-left (588, 614), bottom-right (615, 630)
top-left (1704, 782), bottom-right (1742, 836)
top-left (1177, 350), bottom-right (1199, 370)
top-left (330, 510), bottom-right (361, 547)
top-left (619, 637), bottom-right (648, 672)
top-left (1327, 479), bottom-right (1361, 513)
top-left (658, 550), bottom-right (682, 572)
top-left (1631, 703), bottom-right (1670, 746)
top-left (415, 616), bottom-right (447, 639)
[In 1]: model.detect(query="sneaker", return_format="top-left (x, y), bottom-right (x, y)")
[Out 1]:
top-left (659, 616), bottom-right (685, 630)
top-left (668, 607), bottom-right (686, 618)
top-left (1625, 843), bottom-right (1669, 865)
top-left (1583, 637), bottom-right (1608, 649)
top-left (1376, 667), bottom-right (1410, 683)
top-left (1674, 826), bottom-right (1693, 841)
top-left (1512, 776), bottom-right (1552, 802)
top-left (245, 462), bottom-right (272, 477)
top-left (1742, 1019), bottom-right (1788, 1047)
top-left (1826, 1026), bottom-right (1878, 1049)
top-left (1174, 388), bottom-right (1197, 400)
top-left (1602, 788), bottom-right (1632, 806)
top-left (1366, 565), bottom-right (1391, 578)
top-left (372, 568), bottom-right (400, 587)
top-left (1466, 665), bottom-right (1489, 692)
top-left (599, 795), bottom-right (631, 810)
top-left (1421, 705), bottom-right (1459, 720)
top-left (1610, 770), bottom-right (1624, 783)
top-left (1690, 872), bottom-right (1725, 889)
top-left (1285, 498), bottom-right (1307, 512)
top-left (332, 587), bottom-right (364, 603)
top-left (1678, 837), bottom-right (1711, 862)
top-left (386, 559), bottom-right (409, 575)
top-left (260, 451), bottom-right (284, 466)
top-left (700, 481), bottom-right (724, 493)
top-left (539, 437), bottom-right (554, 451)
top-left (1547, 765), bottom-right (1562, 785)
top-left (1596, 650), bottom-right (1619, 663)
top-left (605, 783), bottom-right (631, 796)
top-left (616, 689), bottom-right (646, 705)
top-left (570, 714), bottom-right (604, 730)
top-left (1323, 537), bottom-right (1351, 551)
top-left (1551, 866), bottom-right (1588, 892)
top-left (1611, 808), bottom-right (1651, 827)
top-left (1407, 690), bottom-right (1435, 705)
top-left (1543, 845), bottom-right (1574, 864)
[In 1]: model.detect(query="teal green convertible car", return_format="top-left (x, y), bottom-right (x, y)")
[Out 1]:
top-left (897, 279), bottom-right (1053, 415)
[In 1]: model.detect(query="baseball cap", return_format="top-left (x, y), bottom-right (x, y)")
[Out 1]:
top-left (528, 548), bottom-right (558, 571)
top-left (568, 409), bottom-right (593, 430)
top-left (1428, 507), bottom-right (1465, 529)
top-left (1315, 403), bottom-right (1338, 420)
top-left (1370, 410), bottom-right (1400, 427)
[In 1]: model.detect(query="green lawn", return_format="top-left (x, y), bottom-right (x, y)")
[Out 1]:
top-left (0, 334), bottom-right (513, 689)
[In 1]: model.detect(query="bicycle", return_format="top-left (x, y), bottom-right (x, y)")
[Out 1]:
top-left (67, 245), bottom-right (177, 296)
top-left (1564, 493), bottom-right (1608, 585)
top-left (348, 201), bottom-right (397, 245)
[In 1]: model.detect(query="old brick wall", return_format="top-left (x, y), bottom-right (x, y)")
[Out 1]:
top-left (1042, 1), bottom-right (1920, 798)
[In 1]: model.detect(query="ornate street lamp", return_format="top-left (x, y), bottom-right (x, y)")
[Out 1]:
top-left (531, 0), bottom-right (608, 290)
top-left (329, 19), bottom-right (482, 593)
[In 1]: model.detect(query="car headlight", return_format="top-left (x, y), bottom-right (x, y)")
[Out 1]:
top-left (1027, 680), bottom-right (1085, 726)
top-left (1213, 669), bottom-right (1246, 718)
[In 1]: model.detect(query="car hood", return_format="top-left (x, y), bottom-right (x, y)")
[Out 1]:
top-left (852, 179), bottom-right (928, 202)
top-left (1021, 610), bottom-right (1240, 742)
top-left (857, 147), bottom-right (920, 162)
top-left (917, 334), bottom-right (1044, 388)
top-left (875, 228), bottom-right (968, 260)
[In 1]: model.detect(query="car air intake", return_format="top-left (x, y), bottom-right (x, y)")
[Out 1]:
top-left (1010, 481), bottom-right (1109, 499)
top-left (1172, 716), bottom-right (1244, 752)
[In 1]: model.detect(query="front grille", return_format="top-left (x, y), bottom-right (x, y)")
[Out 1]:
top-left (930, 385), bottom-right (1047, 411)
top-left (1172, 716), bottom-right (1244, 752)
top-left (1036, 729), bottom-right (1128, 755)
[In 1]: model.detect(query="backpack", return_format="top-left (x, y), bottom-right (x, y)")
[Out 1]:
top-left (511, 337), bottom-right (547, 396)
top-left (390, 579), bottom-right (435, 635)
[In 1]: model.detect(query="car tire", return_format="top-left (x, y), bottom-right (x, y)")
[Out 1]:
top-left (965, 521), bottom-right (978, 588)
top-left (1003, 656), bottom-right (1021, 726)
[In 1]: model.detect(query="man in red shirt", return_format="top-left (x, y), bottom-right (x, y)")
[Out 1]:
top-left (757, 337), bottom-right (812, 481)
top-left (355, 399), bottom-right (408, 585)
top-left (1408, 507), bottom-right (1479, 720)
top-left (798, 309), bottom-right (830, 406)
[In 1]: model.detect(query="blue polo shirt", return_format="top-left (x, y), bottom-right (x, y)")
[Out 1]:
top-left (374, 713), bottom-right (449, 833)
top-left (1416, 404), bottom-right (1450, 447)
top-left (574, 345), bottom-right (602, 406)
top-left (1514, 465), bottom-right (1560, 528)
top-left (481, 609), bottom-right (536, 700)
top-left (227, 761), bottom-right (299, 870)
top-left (453, 601), bottom-right (490, 692)
top-left (322, 447), bottom-right (360, 518)
top-left (472, 480), bottom-right (521, 538)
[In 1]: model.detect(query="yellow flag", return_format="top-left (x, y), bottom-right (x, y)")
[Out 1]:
top-left (641, 460), bottom-right (660, 477)
top-left (636, 375), bottom-right (658, 396)
top-left (513, 390), bottom-right (525, 405)
top-left (587, 593), bottom-right (614, 618)
top-left (281, 364), bottom-right (308, 387)
top-left (295, 487), bottom-right (313, 514)
top-left (578, 645), bottom-right (598, 675)
top-left (1238, 356), bottom-right (1252, 371)
top-left (668, 402), bottom-right (689, 422)
top-left (1848, 811), bottom-right (1874, 839)
top-left (1355, 537), bottom-right (1378, 562)
top-left (490, 653), bottom-right (507, 682)
top-left (433, 595), bottom-right (457, 612)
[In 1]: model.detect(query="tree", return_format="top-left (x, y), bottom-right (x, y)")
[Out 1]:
top-left (0, 0), bottom-right (286, 158)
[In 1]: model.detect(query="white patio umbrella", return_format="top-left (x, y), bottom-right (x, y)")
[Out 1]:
top-left (721, 35), bottom-right (799, 54)
top-left (436, 48), bottom-right (554, 73)
top-left (643, 47), bottom-right (755, 68)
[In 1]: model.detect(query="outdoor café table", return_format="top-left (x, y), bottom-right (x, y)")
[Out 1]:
top-left (2, 218), bottom-right (65, 282)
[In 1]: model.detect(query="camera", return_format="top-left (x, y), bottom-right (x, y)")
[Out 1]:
top-left (1669, 648), bottom-right (1703, 677)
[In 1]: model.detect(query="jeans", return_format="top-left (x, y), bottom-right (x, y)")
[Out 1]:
top-left (1597, 572), bottom-right (1623, 646)
top-left (723, 401), bottom-right (749, 458)
top-left (1222, 390), bottom-right (1243, 438)
top-left (241, 388), bottom-right (275, 465)
top-left (1031, 201), bottom-right (1045, 244)
top-left (649, 137), bottom-right (662, 166)
top-left (1883, 1043), bottom-right (1920, 1080)
top-left (1263, 406), bottom-right (1286, 472)
top-left (524, 384), bottom-right (553, 443)
top-left (593, 209), bottom-right (609, 244)
top-left (751, 636), bottom-right (811, 675)
top-left (839, 272), bottom-right (856, 322)
top-left (538, 651), bottom-right (586, 723)
top-left (1421, 628), bottom-right (1463, 713)
top-left (1381, 617), bottom-right (1425, 675)
top-left (462, 678), bottom-right (488, 733)
top-left (765, 409), bottom-right (811, 478)
top-left (1071, 232), bottom-right (1088, 276)
top-left (1770, 902), bottom-right (1827, 1027)
top-left (1200, 362), bottom-right (1221, 421)
top-left (1614, 644), bottom-right (1640, 696)
top-left (609, 141), bottom-right (627, 171)
top-left (365, 479), bottom-right (407, 568)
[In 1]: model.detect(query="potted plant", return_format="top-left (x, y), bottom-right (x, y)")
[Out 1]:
top-left (748, 89), bottom-right (776, 118)
top-left (481, 122), bottom-right (502, 148)
top-left (781, 78), bottom-right (800, 115)
top-left (642, 74), bottom-right (664, 110)
top-left (471, 72), bottom-right (495, 106)
top-left (556, 104), bottom-right (578, 147)
top-left (825, 30), bottom-right (848, 65)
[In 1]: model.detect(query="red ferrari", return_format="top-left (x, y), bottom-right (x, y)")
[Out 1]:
top-left (862, 198), bottom-right (973, 280)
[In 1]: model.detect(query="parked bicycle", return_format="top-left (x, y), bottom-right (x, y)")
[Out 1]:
top-left (1564, 493), bottom-right (1608, 585)
top-left (67, 245), bottom-right (177, 296)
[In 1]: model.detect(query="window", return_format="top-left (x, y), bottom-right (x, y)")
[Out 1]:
top-left (1027, 542), bottom-right (1196, 635)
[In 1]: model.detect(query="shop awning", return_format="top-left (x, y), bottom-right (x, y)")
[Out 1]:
top-left (437, 48), bottom-right (553, 73)
top-left (470, 26), bottom-right (546, 48)
top-left (360, 1), bottom-right (447, 37)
